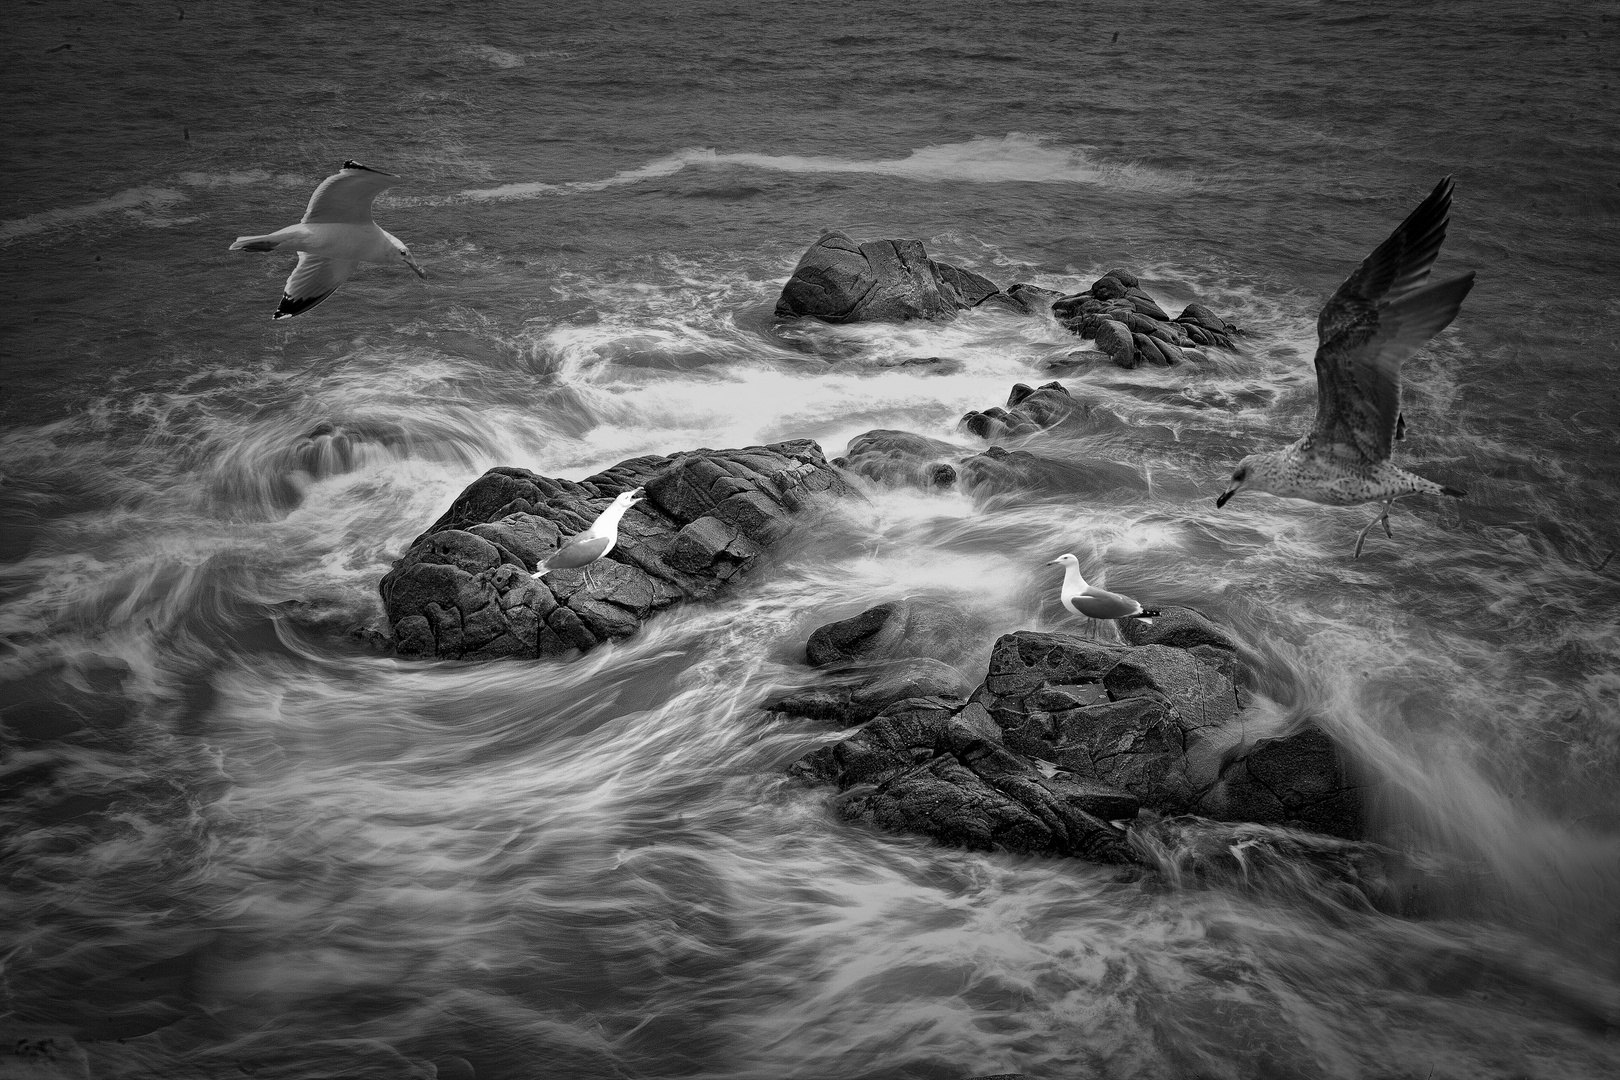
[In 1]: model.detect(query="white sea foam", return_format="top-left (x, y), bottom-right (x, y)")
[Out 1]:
top-left (457, 133), bottom-right (1195, 202)
top-left (0, 171), bottom-right (305, 244)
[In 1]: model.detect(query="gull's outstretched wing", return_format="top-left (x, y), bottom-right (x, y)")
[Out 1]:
top-left (1310, 177), bottom-right (1475, 463)
top-left (300, 160), bottom-right (401, 225)
top-left (274, 253), bottom-right (357, 319)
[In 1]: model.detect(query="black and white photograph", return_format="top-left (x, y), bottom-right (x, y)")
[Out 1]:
top-left (3, 2), bottom-right (1617, 1077)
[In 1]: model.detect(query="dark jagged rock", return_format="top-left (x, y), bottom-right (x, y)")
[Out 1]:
top-left (380, 442), bottom-right (850, 660)
top-left (805, 599), bottom-right (984, 669)
top-left (789, 612), bottom-right (1364, 863)
top-left (775, 232), bottom-right (1007, 323)
top-left (793, 698), bottom-right (1137, 863)
top-left (1050, 270), bottom-right (1239, 359)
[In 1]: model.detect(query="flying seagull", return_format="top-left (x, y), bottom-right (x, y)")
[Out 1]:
top-left (229, 159), bottom-right (426, 319)
top-left (1047, 554), bottom-right (1159, 638)
top-left (533, 488), bottom-right (646, 590)
top-left (1215, 176), bottom-right (1475, 557)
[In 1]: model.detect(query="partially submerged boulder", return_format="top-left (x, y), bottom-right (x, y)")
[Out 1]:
top-left (960, 381), bottom-right (1125, 440)
top-left (775, 232), bottom-right (1010, 323)
top-left (805, 599), bottom-right (980, 669)
top-left (784, 608), bottom-right (1363, 865)
top-left (380, 441), bottom-right (850, 660)
top-left (834, 430), bottom-right (962, 490)
top-left (836, 426), bottom-right (1142, 500)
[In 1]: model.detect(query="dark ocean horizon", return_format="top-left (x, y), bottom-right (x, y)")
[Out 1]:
top-left (3, 1), bottom-right (1619, 1077)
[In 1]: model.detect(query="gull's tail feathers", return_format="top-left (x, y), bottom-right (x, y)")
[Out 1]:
top-left (1132, 609), bottom-right (1161, 622)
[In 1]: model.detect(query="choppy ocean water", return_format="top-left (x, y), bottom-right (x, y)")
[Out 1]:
top-left (3, 0), bottom-right (1619, 1077)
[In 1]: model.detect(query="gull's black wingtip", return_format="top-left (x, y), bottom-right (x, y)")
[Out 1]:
top-left (1441, 485), bottom-right (1467, 498)
top-left (341, 159), bottom-right (384, 173)
top-left (272, 289), bottom-right (339, 319)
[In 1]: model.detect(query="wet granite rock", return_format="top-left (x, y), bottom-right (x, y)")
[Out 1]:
top-left (793, 697), bottom-right (1138, 863)
top-left (380, 441), bottom-right (851, 660)
top-left (774, 232), bottom-right (1008, 323)
top-left (787, 610), bottom-right (1363, 863)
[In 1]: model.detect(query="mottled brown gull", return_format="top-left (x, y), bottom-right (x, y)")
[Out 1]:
top-left (1215, 176), bottom-right (1475, 557)
top-left (230, 160), bottom-right (425, 320)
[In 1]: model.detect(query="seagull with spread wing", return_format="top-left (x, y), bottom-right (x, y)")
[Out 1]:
top-left (230, 160), bottom-right (426, 320)
top-left (1215, 176), bottom-right (1476, 557)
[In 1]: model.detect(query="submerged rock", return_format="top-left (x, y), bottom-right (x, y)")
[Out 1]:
top-left (784, 609), bottom-right (1364, 864)
top-left (1130, 816), bottom-right (1445, 915)
top-left (960, 380), bottom-right (1125, 439)
top-left (380, 441), bottom-right (850, 660)
top-left (839, 426), bottom-right (1142, 501)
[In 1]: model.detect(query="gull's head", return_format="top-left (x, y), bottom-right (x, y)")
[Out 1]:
top-left (392, 240), bottom-right (427, 279)
top-left (616, 486), bottom-right (646, 508)
top-left (1216, 455), bottom-right (1264, 508)
top-left (1045, 552), bottom-right (1087, 585)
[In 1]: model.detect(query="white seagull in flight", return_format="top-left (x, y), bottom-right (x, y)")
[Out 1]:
top-left (533, 488), bottom-right (646, 590)
top-left (1215, 176), bottom-right (1475, 557)
top-left (229, 159), bottom-right (425, 319)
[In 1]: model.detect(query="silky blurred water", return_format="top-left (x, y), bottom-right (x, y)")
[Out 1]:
top-left (3, 1), bottom-right (1619, 1077)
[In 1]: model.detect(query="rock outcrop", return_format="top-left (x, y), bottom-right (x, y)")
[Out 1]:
top-left (774, 238), bottom-right (1242, 366)
top-left (1050, 269), bottom-right (1242, 367)
top-left (380, 442), bottom-right (850, 660)
top-left (774, 231), bottom-right (1017, 323)
top-left (783, 604), bottom-right (1363, 865)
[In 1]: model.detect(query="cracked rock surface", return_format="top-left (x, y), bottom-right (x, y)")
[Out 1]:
top-left (380, 441), bottom-right (850, 660)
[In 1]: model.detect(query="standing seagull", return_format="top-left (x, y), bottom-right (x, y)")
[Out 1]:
top-left (229, 160), bottom-right (426, 319)
top-left (533, 487), bottom-right (646, 590)
top-left (1215, 177), bottom-right (1476, 557)
top-left (1047, 554), bottom-right (1159, 638)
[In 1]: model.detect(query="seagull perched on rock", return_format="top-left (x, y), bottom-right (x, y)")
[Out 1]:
top-left (533, 487), bottom-right (645, 590)
top-left (1215, 176), bottom-right (1475, 557)
top-left (229, 160), bottom-right (426, 319)
top-left (1047, 554), bottom-right (1158, 638)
